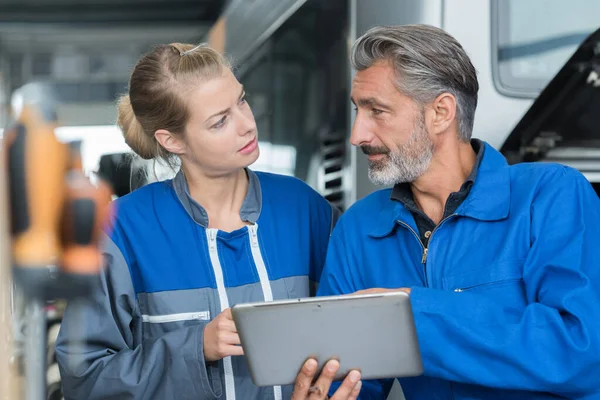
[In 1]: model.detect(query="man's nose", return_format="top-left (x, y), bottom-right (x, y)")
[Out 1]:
top-left (350, 115), bottom-right (374, 147)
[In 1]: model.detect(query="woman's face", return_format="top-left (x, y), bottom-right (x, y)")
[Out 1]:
top-left (175, 68), bottom-right (259, 176)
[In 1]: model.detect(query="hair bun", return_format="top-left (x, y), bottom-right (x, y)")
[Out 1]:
top-left (117, 94), bottom-right (158, 160)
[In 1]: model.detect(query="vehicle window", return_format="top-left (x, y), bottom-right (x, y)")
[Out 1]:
top-left (494, 0), bottom-right (600, 96)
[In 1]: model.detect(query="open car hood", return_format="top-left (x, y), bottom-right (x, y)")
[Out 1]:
top-left (501, 27), bottom-right (600, 170)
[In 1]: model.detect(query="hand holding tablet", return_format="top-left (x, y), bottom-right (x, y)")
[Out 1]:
top-left (291, 359), bottom-right (362, 400)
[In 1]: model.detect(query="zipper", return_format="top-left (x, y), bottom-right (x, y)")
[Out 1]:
top-left (208, 229), bottom-right (217, 250)
top-left (396, 221), bottom-right (428, 285)
top-left (247, 224), bottom-right (282, 400)
top-left (397, 214), bottom-right (457, 286)
top-left (249, 225), bottom-right (259, 248)
top-left (396, 221), bottom-right (425, 255)
top-left (247, 224), bottom-right (275, 303)
top-left (422, 214), bottom-right (457, 264)
top-left (205, 228), bottom-right (236, 400)
top-left (142, 311), bottom-right (210, 323)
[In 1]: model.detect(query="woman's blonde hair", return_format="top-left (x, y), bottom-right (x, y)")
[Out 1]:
top-left (117, 43), bottom-right (230, 166)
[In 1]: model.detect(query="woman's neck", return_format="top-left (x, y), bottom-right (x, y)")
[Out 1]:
top-left (182, 166), bottom-right (249, 230)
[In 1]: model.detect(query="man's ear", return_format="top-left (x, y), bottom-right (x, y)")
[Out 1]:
top-left (427, 92), bottom-right (457, 136)
top-left (154, 129), bottom-right (185, 155)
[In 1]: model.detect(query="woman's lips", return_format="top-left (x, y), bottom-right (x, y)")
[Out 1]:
top-left (238, 137), bottom-right (258, 154)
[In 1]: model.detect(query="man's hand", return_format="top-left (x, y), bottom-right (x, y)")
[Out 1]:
top-left (353, 288), bottom-right (411, 295)
top-left (292, 359), bottom-right (362, 400)
top-left (203, 308), bottom-right (244, 361)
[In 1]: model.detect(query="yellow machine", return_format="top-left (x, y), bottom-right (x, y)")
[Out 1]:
top-left (0, 83), bottom-right (113, 399)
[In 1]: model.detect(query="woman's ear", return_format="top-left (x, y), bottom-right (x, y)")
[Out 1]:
top-left (154, 129), bottom-right (186, 155)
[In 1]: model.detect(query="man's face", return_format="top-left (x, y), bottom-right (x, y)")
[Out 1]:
top-left (350, 61), bottom-right (434, 185)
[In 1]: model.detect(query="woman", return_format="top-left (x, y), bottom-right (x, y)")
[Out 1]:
top-left (55, 43), bottom-right (361, 399)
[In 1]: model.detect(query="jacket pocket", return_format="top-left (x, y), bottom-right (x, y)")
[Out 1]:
top-left (451, 277), bottom-right (522, 292)
top-left (137, 289), bottom-right (214, 341)
top-left (141, 311), bottom-right (211, 342)
top-left (442, 259), bottom-right (525, 293)
top-left (142, 311), bottom-right (211, 323)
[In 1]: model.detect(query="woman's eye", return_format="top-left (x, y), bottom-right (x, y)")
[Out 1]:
top-left (239, 95), bottom-right (247, 105)
top-left (213, 115), bottom-right (227, 129)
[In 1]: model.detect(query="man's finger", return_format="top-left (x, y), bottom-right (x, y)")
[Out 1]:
top-left (348, 380), bottom-right (362, 400)
top-left (330, 370), bottom-right (362, 400)
top-left (309, 359), bottom-right (339, 400)
top-left (291, 359), bottom-right (318, 400)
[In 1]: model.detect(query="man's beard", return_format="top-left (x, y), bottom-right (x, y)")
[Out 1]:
top-left (362, 112), bottom-right (434, 186)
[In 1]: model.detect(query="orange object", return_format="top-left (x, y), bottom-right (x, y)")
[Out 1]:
top-left (60, 171), bottom-right (113, 274)
top-left (8, 104), bottom-right (68, 268)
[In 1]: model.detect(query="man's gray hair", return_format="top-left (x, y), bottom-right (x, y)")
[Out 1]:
top-left (352, 24), bottom-right (479, 142)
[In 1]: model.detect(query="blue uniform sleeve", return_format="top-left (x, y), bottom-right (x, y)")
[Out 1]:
top-left (318, 225), bottom-right (394, 400)
top-left (409, 168), bottom-right (600, 395)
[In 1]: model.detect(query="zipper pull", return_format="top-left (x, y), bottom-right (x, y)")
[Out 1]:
top-left (249, 225), bottom-right (258, 247)
top-left (421, 248), bottom-right (428, 264)
top-left (208, 229), bottom-right (217, 250)
top-left (195, 311), bottom-right (210, 320)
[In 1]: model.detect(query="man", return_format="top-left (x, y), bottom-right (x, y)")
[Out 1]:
top-left (318, 24), bottom-right (600, 399)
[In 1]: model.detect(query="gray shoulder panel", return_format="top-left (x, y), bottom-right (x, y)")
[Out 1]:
top-left (330, 203), bottom-right (342, 234)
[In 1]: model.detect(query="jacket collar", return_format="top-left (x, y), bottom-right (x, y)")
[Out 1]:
top-left (171, 168), bottom-right (262, 228)
top-left (369, 142), bottom-right (510, 238)
top-left (390, 139), bottom-right (485, 210)
top-left (455, 143), bottom-right (510, 220)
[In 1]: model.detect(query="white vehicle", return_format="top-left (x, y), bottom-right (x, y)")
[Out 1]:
top-left (207, 0), bottom-right (600, 210)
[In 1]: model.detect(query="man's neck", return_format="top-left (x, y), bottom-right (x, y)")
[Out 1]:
top-left (182, 166), bottom-right (249, 225)
top-left (411, 140), bottom-right (476, 224)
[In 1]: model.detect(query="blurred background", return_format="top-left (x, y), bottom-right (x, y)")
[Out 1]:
top-left (1, 0), bottom-right (599, 399)
top-left (1, 0), bottom-right (598, 208)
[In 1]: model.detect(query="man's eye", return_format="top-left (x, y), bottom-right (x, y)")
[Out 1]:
top-left (372, 108), bottom-right (383, 115)
top-left (239, 95), bottom-right (247, 105)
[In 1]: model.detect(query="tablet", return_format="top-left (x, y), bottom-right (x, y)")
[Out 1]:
top-left (231, 291), bottom-right (423, 387)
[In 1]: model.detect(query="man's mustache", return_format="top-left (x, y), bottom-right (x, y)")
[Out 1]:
top-left (361, 145), bottom-right (389, 156)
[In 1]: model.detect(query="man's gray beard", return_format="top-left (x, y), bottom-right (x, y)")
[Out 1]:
top-left (367, 115), bottom-right (434, 186)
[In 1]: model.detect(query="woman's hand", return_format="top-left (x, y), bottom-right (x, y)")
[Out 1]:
top-left (203, 308), bottom-right (244, 361)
